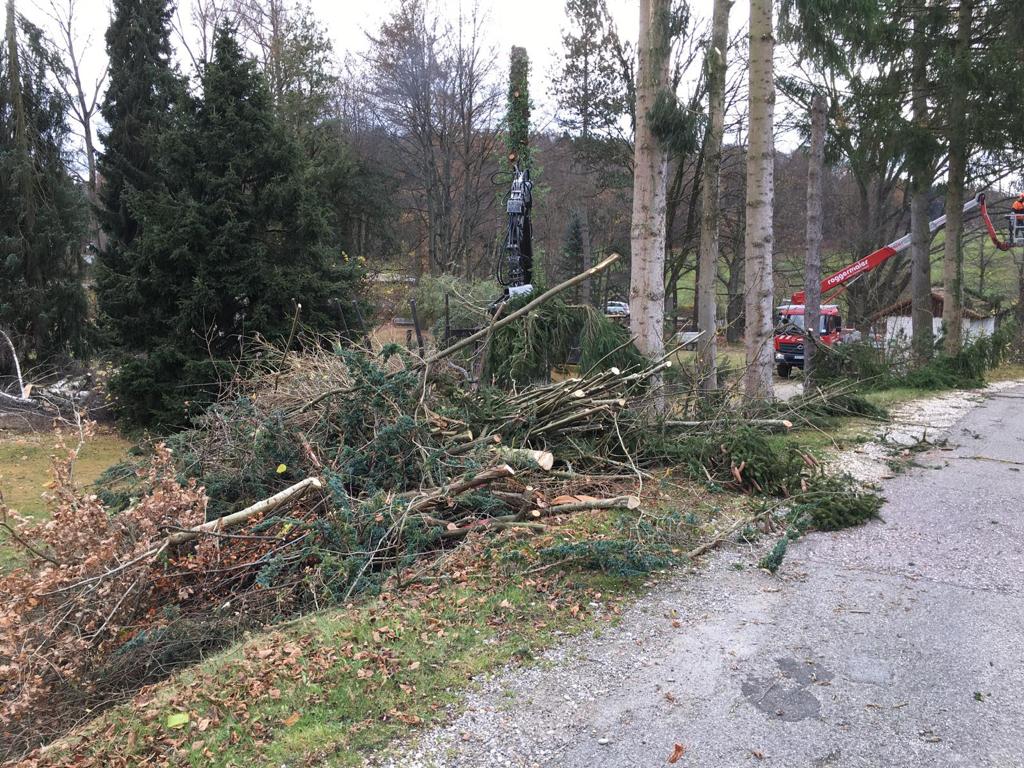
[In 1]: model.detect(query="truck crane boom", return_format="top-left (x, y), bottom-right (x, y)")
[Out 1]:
top-left (790, 193), bottom-right (987, 305)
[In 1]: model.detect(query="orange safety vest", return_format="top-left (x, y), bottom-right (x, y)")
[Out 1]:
top-left (1014, 199), bottom-right (1024, 221)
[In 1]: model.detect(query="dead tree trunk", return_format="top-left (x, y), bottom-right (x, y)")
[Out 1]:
top-left (629, 0), bottom-right (673, 409)
top-left (803, 93), bottom-right (826, 392)
top-left (743, 0), bottom-right (775, 401)
top-left (696, 0), bottom-right (731, 393)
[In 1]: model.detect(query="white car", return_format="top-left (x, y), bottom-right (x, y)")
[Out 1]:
top-left (605, 301), bottom-right (630, 317)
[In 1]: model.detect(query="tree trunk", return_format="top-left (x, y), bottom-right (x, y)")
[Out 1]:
top-left (696, 0), bottom-right (731, 393)
top-left (629, 0), bottom-right (673, 408)
top-left (743, 0), bottom-right (775, 401)
top-left (803, 93), bottom-right (826, 393)
top-left (1017, 260), bottom-right (1024, 357)
top-left (941, 0), bottom-right (972, 355)
top-left (910, 5), bottom-right (934, 363)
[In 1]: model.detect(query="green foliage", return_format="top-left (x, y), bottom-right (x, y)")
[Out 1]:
top-left (551, 0), bottom-right (629, 169)
top-left (790, 475), bottom-right (884, 532)
top-left (410, 274), bottom-right (495, 334)
top-left (660, 426), bottom-right (806, 496)
top-left (539, 538), bottom-right (671, 578)
top-left (558, 211), bottom-right (585, 294)
top-left (758, 537), bottom-right (788, 574)
top-left (0, 10), bottom-right (88, 362)
top-left (103, 26), bottom-right (364, 427)
top-left (647, 89), bottom-right (702, 156)
top-left (96, 0), bottom-right (182, 322)
top-left (815, 325), bottom-right (1013, 393)
top-left (483, 294), bottom-right (645, 386)
top-left (506, 46), bottom-right (530, 166)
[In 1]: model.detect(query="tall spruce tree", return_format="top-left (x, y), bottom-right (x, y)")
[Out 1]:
top-left (0, 2), bottom-right (87, 361)
top-left (95, 0), bottom-right (181, 348)
top-left (109, 25), bottom-right (362, 426)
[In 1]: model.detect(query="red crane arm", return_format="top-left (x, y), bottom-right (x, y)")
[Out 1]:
top-left (790, 194), bottom-right (986, 304)
top-left (977, 193), bottom-right (1014, 252)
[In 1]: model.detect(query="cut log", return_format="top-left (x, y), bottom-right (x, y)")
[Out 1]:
top-left (407, 465), bottom-right (516, 514)
top-left (167, 477), bottom-right (323, 546)
top-left (532, 495), bottom-right (641, 517)
top-left (494, 447), bottom-right (554, 471)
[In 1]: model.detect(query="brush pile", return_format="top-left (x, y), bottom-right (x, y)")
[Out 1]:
top-left (0, 333), bottom-right (883, 759)
top-left (0, 340), bottom-right (676, 758)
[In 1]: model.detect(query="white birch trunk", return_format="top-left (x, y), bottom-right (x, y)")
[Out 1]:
top-left (803, 93), bottom-right (826, 392)
top-left (629, 0), bottom-right (672, 409)
top-left (696, 0), bottom-right (732, 394)
top-left (743, 0), bottom-right (775, 401)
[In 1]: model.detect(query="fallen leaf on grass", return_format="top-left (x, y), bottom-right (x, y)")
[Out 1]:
top-left (165, 712), bottom-right (190, 730)
top-left (668, 742), bottom-right (686, 763)
top-left (282, 711), bottom-right (301, 727)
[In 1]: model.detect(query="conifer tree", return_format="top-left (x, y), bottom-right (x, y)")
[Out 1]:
top-left (0, 2), bottom-right (87, 360)
top-left (109, 25), bottom-right (362, 426)
top-left (95, 0), bottom-right (181, 347)
top-left (560, 211), bottom-right (585, 298)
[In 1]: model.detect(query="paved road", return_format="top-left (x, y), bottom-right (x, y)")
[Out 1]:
top-left (393, 386), bottom-right (1024, 767)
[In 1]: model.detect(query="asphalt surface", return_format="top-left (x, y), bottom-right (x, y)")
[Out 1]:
top-left (388, 385), bottom-right (1024, 768)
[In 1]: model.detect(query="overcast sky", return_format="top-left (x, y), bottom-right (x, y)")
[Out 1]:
top-left (21, 0), bottom-right (743, 145)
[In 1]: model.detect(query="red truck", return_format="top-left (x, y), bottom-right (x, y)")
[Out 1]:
top-left (773, 192), bottom-right (1016, 378)
top-left (773, 303), bottom-right (846, 378)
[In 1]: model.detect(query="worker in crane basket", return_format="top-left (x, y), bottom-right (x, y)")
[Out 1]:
top-left (1014, 194), bottom-right (1024, 221)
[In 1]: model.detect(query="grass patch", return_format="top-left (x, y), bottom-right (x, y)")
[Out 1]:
top-left (0, 429), bottom-right (130, 570)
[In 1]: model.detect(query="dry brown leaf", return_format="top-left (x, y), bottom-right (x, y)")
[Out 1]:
top-left (668, 743), bottom-right (686, 763)
top-left (281, 711), bottom-right (301, 727)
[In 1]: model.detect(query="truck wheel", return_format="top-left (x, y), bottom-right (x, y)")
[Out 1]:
top-left (777, 364), bottom-right (792, 379)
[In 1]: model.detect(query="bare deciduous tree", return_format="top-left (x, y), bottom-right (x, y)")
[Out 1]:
top-left (365, 0), bottom-right (501, 277)
top-left (45, 0), bottom-right (107, 246)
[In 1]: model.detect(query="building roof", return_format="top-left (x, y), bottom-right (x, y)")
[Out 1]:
top-left (868, 290), bottom-right (989, 322)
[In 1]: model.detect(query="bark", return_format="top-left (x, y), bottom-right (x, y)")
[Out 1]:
top-left (743, 0), bottom-right (775, 401)
top-left (629, 0), bottom-right (673, 409)
top-left (696, 0), bottom-right (731, 393)
top-left (803, 93), bottom-right (826, 392)
top-left (941, 0), bottom-right (972, 355)
top-left (1017, 261), bottom-right (1024, 355)
top-left (910, 5), bottom-right (934, 363)
top-left (167, 478), bottom-right (323, 546)
top-left (910, 189), bottom-right (933, 362)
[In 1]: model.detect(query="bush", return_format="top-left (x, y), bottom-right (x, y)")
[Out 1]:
top-left (484, 294), bottom-right (645, 386)
top-left (409, 274), bottom-right (496, 336)
top-left (814, 324), bottom-right (1013, 392)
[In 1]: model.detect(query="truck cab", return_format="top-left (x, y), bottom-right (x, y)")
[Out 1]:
top-left (773, 304), bottom-right (844, 378)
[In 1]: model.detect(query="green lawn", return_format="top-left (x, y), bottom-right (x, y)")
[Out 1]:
top-left (0, 429), bottom-right (131, 570)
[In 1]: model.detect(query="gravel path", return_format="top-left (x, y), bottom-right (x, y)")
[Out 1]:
top-left (375, 383), bottom-right (1024, 768)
